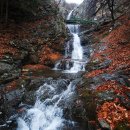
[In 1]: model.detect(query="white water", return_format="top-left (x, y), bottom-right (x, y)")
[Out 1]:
top-left (14, 11), bottom-right (87, 130)
top-left (17, 82), bottom-right (76, 130)
top-left (65, 11), bottom-right (84, 73)
top-left (67, 10), bottom-right (73, 20)
top-left (54, 11), bottom-right (85, 73)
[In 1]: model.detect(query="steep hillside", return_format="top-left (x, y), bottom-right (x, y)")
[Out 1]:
top-left (0, 0), bottom-right (68, 117)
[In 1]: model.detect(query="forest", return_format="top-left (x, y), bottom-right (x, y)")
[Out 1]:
top-left (0, 0), bottom-right (130, 130)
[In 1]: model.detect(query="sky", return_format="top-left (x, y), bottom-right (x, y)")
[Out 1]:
top-left (65, 0), bottom-right (84, 4)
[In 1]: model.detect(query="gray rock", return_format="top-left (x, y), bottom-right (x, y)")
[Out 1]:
top-left (0, 69), bottom-right (21, 84)
top-left (98, 91), bottom-right (116, 102)
top-left (99, 119), bottom-right (110, 130)
top-left (0, 62), bottom-right (14, 74)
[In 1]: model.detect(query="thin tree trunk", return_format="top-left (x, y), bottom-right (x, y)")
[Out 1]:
top-left (5, 0), bottom-right (8, 24)
top-left (111, 0), bottom-right (115, 24)
top-left (107, 0), bottom-right (115, 25)
top-left (0, 0), bottom-right (4, 23)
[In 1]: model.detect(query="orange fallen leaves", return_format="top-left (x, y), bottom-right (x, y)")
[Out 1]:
top-left (2, 80), bottom-right (18, 93)
top-left (97, 102), bottom-right (130, 130)
top-left (23, 64), bottom-right (49, 71)
top-left (49, 53), bottom-right (62, 61)
top-left (96, 81), bottom-right (119, 92)
top-left (96, 80), bottom-right (130, 100)
top-left (86, 16), bottom-right (130, 78)
top-left (87, 15), bottom-right (130, 129)
top-left (39, 46), bottom-right (62, 64)
top-left (85, 69), bottom-right (105, 78)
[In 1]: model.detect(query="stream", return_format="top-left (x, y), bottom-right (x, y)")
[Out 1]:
top-left (16, 11), bottom-right (88, 130)
top-left (1, 11), bottom-right (92, 130)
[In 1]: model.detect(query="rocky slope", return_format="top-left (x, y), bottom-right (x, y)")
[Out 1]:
top-left (0, 0), bottom-right (68, 126)
top-left (74, 1), bottom-right (130, 129)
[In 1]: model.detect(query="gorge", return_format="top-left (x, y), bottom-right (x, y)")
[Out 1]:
top-left (0, 0), bottom-right (130, 130)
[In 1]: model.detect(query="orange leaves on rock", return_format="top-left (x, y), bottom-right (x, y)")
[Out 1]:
top-left (96, 81), bottom-right (119, 92)
top-left (3, 80), bottom-right (18, 93)
top-left (39, 46), bottom-right (62, 64)
top-left (85, 69), bottom-right (105, 78)
top-left (23, 64), bottom-right (49, 71)
top-left (97, 102), bottom-right (130, 130)
top-left (104, 18), bottom-right (130, 45)
top-left (49, 53), bottom-right (62, 61)
top-left (96, 80), bottom-right (130, 99)
top-left (86, 16), bottom-right (130, 78)
top-left (0, 44), bottom-right (19, 58)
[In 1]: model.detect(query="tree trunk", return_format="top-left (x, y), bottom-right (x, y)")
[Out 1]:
top-left (0, 0), bottom-right (4, 23)
top-left (107, 0), bottom-right (115, 24)
top-left (5, 0), bottom-right (8, 24)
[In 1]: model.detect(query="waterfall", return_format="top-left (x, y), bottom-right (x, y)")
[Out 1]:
top-left (67, 10), bottom-right (73, 20)
top-left (54, 11), bottom-right (85, 73)
top-left (66, 11), bottom-right (84, 73)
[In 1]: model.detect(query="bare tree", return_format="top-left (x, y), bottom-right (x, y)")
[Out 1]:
top-left (5, 0), bottom-right (9, 24)
top-left (106, 0), bottom-right (115, 24)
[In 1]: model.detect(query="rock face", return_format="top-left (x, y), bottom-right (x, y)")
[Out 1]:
top-left (73, 0), bottom-right (97, 19)
top-left (0, 0), bottom-right (68, 81)
top-left (57, 0), bottom-right (78, 19)
top-left (73, 0), bottom-right (130, 21)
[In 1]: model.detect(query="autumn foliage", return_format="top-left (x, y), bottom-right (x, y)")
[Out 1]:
top-left (85, 15), bottom-right (130, 129)
top-left (97, 102), bottom-right (130, 130)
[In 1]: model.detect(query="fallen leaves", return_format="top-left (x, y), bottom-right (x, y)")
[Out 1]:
top-left (39, 46), bottom-right (62, 64)
top-left (86, 16), bottom-right (130, 78)
top-left (23, 64), bottom-right (49, 71)
top-left (97, 102), bottom-right (130, 130)
top-left (85, 69), bottom-right (105, 78)
top-left (85, 15), bottom-right (130, 129)
top-left (2, 80), bottom-right (18, 93)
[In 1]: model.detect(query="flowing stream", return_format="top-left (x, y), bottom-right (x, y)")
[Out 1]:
top-left (16, 11), bottom-right (87, 130)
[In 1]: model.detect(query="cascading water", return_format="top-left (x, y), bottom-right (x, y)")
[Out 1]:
top-left (66, 11), bottom-right (85, 73)
top-left (17, 80), bottom-right (76, 130)
top-left (15, 11), bottom-right (86, 130)
top-left (54, 10), bottom-right (85, 73)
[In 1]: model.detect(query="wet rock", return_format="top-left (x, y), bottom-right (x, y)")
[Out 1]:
top-left (5, 88), bottom-right (25, 103)
top-left (0, 69), bottom-right (21, 84)
top-left (22, 91), bottom-right (37, 105)
top-left (26, 78), bottom-right (45, 91)
top-left (118, 75), bottom-right (130, 87)
top-left (101, 73), bottom-right (116, 81)
top-left (85, 60), bottom-right (99, 71)
top-left (80, 35), bottom-right (92, 45)
top-left (0, 62), bottom-right (14, 74)
top-left (29, 54), bottom-right (39, 64)
top-left (99, 119), bottom-right (110, 130)
top-left (0, 55), bottom-right (14, 64)
top-left (93, 60), bottom-right (111, 70)
top-left (70, 100), bottom-right (87, 121)
top-left (98, 91), bottom-right (116, 103)
top-left (126, 92), bottom-right (130, 99)
top-left (10, 40), bottom-right (37, 52)
top-left (43, 59), bottom-right (55, 68)
top-left (85, 59), bottom-right (111, 72)
top-left (118, 95), bottom-right (130, 109)
top-left (54, 59), bottom-right (73, 70)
